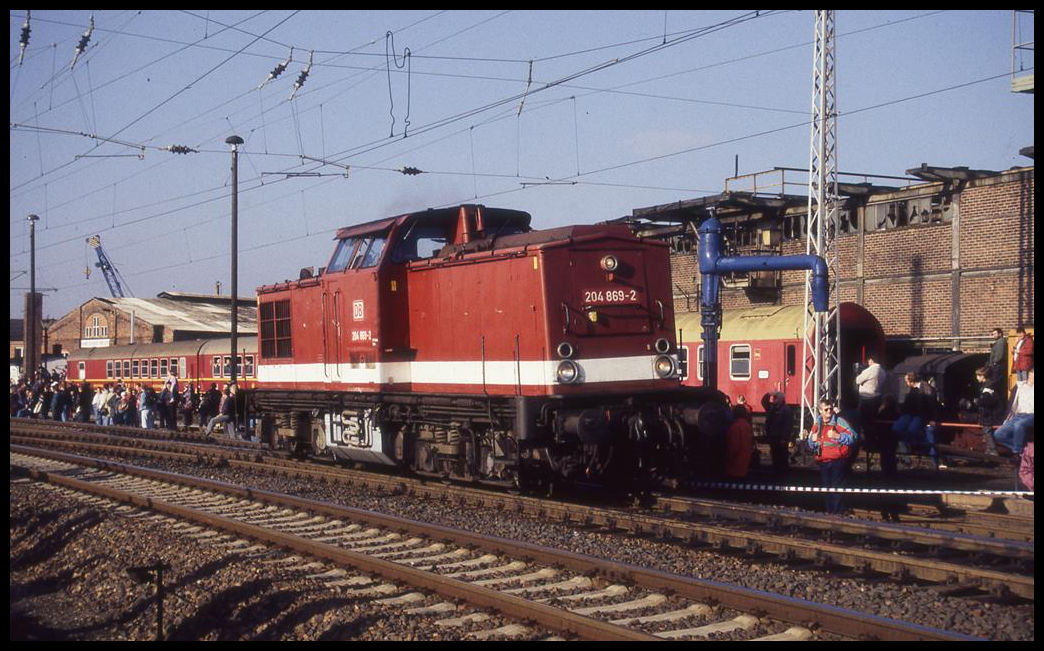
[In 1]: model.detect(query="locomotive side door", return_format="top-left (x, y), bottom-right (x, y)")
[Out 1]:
top-left (321, 227), bottom-right (389, 385)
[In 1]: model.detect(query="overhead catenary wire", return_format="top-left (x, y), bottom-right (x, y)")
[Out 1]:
top-left (10, 10), bottom-right (1020, 315)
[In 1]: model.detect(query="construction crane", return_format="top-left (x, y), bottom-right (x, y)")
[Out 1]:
top-left (800, 9), bottom-right (841, 434)
top-left (86, 234), bottom-right (131, 298)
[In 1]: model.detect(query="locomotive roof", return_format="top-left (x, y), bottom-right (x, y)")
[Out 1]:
top-left (67, 336), bottom-right (256, 361)
top-left (335, 205), bottom-right (532, 240)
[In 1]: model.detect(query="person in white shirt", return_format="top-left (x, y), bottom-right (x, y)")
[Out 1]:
top-left (992, 368), bottom-right (1034, 455)
top-left (855, 353), bottom-right (887, 422)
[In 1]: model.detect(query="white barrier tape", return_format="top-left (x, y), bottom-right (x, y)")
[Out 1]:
top-left (694, 481), bottom-right (1033, 497)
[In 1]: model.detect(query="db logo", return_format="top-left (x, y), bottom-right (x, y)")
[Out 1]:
top-left (353, 300), bottom-right (364, 321)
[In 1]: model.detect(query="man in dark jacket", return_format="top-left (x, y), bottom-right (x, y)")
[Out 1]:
top-left (892, 372), bottom-right (941, 468)
top-left (199, 383), bottom-right (221, 428)
top-left (973, 367), bottom-right (1006, 454)
top-left (762, 391), bottom-right (793, 476)
top-left (205, 383), bottom-right (237, 438)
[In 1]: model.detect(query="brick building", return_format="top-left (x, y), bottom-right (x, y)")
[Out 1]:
top-left (630, 163), bottom-right (1034, 358)
top-left (45, 292), bottom-right (257, 357)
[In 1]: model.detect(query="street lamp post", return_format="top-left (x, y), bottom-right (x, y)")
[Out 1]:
top-left (25, 213), bottom-right (40, 379)
top-left (226, 135), bottom-right (243, 390)
top-left (226, 135), bottom-right (244, 440)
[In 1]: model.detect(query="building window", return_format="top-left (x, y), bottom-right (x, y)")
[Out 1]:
top-left (865, 194), bottom-right (955, 232)
top-left (729, 345), bottom-right (751, 380)
top-left (260, 299), bottom-right (293, 358)
top-left (84, 314), bottom-right (109, 339)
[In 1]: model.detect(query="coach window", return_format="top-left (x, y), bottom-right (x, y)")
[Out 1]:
top-left (223, 356), bottom-right (232, 377)
top-left (729, 344), bottom-right (751, 380)
top-left (212, 356), bottom-right (221, 378)
top-left (150, 359), bottom-right (159, 378)
top-left (131, 360), bottom-right (139, 378)
top-left (141, 359), bottom-right (149, 378)
top-left (245, 355), bottom-right (255, 377)
top-left (114, 361), bottom-right (122, 379)
top-left (78, 362), bottom-right (85, 378)
top-left (123, 360), bottom-right (131, 378)
top-left (170, 358), bottom-right (179, 378)
top-left (786, 345), bottom-right (797, 377)
top-left (160, 358), bottom-right (168, 378)
top-left (106, 361), bottom-right (113, 378)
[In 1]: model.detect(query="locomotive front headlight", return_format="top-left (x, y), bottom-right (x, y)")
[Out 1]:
top-left (654, 337), bottom-right (672, 354)
top-left (556, 341), bottom-right (576, 359)
top-left (556, 360), bottom-right (580, 384)
top-left (653, 354), bottom-right (677, 378)
top-left (599, 254), bottom-right (619, 272)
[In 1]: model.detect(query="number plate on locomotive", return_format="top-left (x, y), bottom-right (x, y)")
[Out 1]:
top-left (582, 288), bottom-right (639, 305)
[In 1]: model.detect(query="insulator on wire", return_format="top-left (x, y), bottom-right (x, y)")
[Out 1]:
top-left (70, 15), bottom-right (95, 71)
top-left (258, 46), bottom-right (294, 89)
top-left (162, 145), bottom-right (198, 155)
top-left (18, 11), bottom-right (31, 66)
top-left (400, 166), bottom-right (423, 176)
top-left (289, 50), bottom-right (314, 101)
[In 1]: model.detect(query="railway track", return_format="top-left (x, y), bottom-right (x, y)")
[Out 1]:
top-left (11, 419), bottom-right (1034, 603)
top-left (11, 447), bottom-right (982, 641)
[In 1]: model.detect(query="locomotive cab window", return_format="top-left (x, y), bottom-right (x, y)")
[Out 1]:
top-left (327, 233), bottom-right (389, 273)
top-left (729, 344), bottom-right (751, 380)
top-left (327, 237), bottom-right (361, 273)
top-left (390, 224), bottom-right (448, 263)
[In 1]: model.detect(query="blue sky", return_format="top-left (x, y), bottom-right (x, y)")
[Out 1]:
top-left (10, 10), bottom-right (1035, 321)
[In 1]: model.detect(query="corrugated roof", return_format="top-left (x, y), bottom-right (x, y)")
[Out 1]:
top-left (98, 296), bottom-right (257, 334)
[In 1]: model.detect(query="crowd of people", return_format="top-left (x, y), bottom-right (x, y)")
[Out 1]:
top-left (11, 366), bottom-right (242, 439)
top-left (718, 326), bottom-right (1034, 513)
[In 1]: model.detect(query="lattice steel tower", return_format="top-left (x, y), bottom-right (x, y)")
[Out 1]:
top-left (800, 9), bottom-right (841, 433)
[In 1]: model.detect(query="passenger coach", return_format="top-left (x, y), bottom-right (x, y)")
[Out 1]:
top-left (675, 302), bottom-right (886, 411)
top-left (66, 337), bottom-right (258, 390)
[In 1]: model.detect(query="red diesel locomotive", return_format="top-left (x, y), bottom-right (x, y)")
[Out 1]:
top-left (252, 204), bottom-right (729, 488)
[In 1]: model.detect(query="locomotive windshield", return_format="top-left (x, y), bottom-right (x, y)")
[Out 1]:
top-left (327, 233), bottom-right (388, 272)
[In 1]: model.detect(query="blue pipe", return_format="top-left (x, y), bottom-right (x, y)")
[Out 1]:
top-left (696, 215), bottom-right (829, 390)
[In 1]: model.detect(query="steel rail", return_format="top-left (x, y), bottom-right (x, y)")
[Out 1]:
top-left (12, 430), bottom-right (1034, 600)
top-left (12, 458), bottom-right (655, 641)
top-left (10, 445), bottom-right (982, 641)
